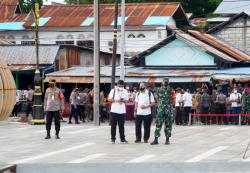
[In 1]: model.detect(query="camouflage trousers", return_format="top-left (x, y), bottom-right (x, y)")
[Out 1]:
top-left (154, 114), bottom-right (173, 138)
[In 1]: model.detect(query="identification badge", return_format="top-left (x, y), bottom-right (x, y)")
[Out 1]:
top-left (52, 95), bottom-right (55, 101)
top-left (77, 96), bottom-right (80, 100)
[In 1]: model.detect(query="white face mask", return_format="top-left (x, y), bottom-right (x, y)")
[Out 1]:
top-left (234, 90), bottom-right (237, 94)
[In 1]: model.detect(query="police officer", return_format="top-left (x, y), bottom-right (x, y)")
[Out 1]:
top-left (44, 79), bottom-right (64, 139)
top-left (151, 78), bottom-right (174, 145)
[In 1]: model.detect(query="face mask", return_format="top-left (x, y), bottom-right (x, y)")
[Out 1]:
top-left (234, 90), bottom-right (237, 94)
top-left (140, 87), bottom-right (145, 92)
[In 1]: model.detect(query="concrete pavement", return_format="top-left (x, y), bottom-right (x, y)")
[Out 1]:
top-left (1, 120), bottom-right (250, 172)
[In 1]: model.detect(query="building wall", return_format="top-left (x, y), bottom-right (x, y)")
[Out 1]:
top-left (0, 27), bottom-right (167, 55)
top-left (211, 16), bottom-right (250, 55)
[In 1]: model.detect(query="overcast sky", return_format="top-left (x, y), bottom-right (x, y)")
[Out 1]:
top-left (43, 0), bottom-right (66, 5)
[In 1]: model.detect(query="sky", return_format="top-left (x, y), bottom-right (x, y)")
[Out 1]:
top-left (43, 0), bottom-right (66, 5)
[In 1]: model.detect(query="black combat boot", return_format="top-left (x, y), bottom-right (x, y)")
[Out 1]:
top-left (55, 131), bottom-right (60, 139)
top-left (150, 137), bottom-right (159, 145)
top-left (165, 137), bottom-right (170, 145)
top-left (45, 131), bottom-right (51, 139)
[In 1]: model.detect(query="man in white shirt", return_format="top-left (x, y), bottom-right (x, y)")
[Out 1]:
top-left (230, 88), bottom-right (242, 124)
top-left (108, 80), bottom-right (129, 144)
top-left (183, 89), bottom-right (192, 125)
top-left (134, 82), bottom-right (155, 143)
top-left (175, 88), bottom-right (183, 125)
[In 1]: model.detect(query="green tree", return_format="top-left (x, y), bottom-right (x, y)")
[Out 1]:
top-left (64, 0), bottom-right (222, 17)
top-left (20, 0), bottom-right (43, 13)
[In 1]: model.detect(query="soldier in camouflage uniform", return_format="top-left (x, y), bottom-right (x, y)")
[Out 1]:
top-left (242, 89), bottom-right (250, 125)
top-left (151, 78), bottom-right (173, 145)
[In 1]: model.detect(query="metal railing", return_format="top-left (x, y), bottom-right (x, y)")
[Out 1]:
top-left (0, 165), bottom-right (16, 173)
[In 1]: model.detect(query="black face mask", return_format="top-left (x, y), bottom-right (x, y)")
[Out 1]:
top-left (140, 87), bottom-right (145, 91)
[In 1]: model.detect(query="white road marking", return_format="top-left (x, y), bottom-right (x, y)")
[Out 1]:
top-left (185, 146), bottom-right (229, 163)
top-left (127, 155), bottom-right (156, 163)
top-left (68, 153), bottom-right (106, 163)
top-left (66, 126), bottom-right (109, 135)
top-left (11, 143), bottom-right (95, 164)
top-left (220, 127), bottom-right (233, 131)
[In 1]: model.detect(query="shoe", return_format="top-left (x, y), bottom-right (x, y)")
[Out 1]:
top-left (45, 135), bottom-right (51, 139)
top-left (144, 140), bottom-right (148, 143)
top-left (56, 135), bottom-right (60, 139)
top-left (76, 122), bottom-right (80, 124)
top-left (150, 137), bottom-right (159, 145)
top-left (68, 121), bottom-right (72, 124)
top-left (165, 137), bottom-right (170, 145)
top-left (134, 140), bottom-right (141, 143)
top-left (111, 140), bottom-right (115, 144)
top-left (121, 139), bottom-right (128, 144)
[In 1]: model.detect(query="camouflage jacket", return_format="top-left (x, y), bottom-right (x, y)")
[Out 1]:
top-left (242, 94), bottom-right (250, 114)
top-left (157, 86), bottom-right (173, 115)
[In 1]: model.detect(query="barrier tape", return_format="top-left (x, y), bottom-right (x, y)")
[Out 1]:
top-left (192, 114), bottom-right (250, 117)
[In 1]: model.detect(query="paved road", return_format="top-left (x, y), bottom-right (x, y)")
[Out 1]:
top-left (1, 120), bottom-right (250, 172)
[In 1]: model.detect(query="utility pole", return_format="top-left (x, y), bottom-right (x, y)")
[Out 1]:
top-left (93, 0), bottom-right (100, 126)
top-left (120, 0), bottom-right (125, 80)
top-left (32, 0), bottom-right (45, 124)
top-left (111, 0), bottom-right (119, 89)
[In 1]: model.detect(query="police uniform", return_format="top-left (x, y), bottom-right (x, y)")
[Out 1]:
top-left (44, 86), bottom-right (64, 139)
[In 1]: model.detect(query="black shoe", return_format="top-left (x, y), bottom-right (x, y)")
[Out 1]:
top-left (111, 139), bottom-right (115, 144)
top-left (134, 140), bottom-right (141, 143)
top-left (76, 122), bottom-right (80, 124)
top-left (68, 121), bottom-right (72, 124)
top-left (45, 135), bottom-right (51, 139)
top-left (165, 137), bottom-right (170, 145)
top-left (121, 139), bottom-right (128, 144)
top-left (56, 135), bottom-right (60, 139)
top-left (144, 140), bottom-right (148, 143)
top-left (151, 137), bottom-right (159, 145)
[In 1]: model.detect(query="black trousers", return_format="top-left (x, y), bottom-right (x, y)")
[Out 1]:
top-left (135, 114), bottom-right (152, 141)
top-left (46, 111), bottom-right (60, 135)
top-left (201, 107), bottom-right (209, 124)
top-left (69, 104), bottom-right (78, 123)
top-left (77, 105), bottom-right (85, 121)
top-left (26, 102), bottom-right (33, 117)
top-left (175, 107), bottom-right (183, 125)
top-left (111, 112), bottom-right (125, 141)
top-left (184, 107), bottom-right (191, 124)
top-left (217, 103), bottom-right (227, 124)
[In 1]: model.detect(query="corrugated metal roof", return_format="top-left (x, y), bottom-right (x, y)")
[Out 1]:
top-left (188, 30), bottom-right (250, 62)
top-left (214, 0), bottom-right (250, 15)
top-left (0, 45), bottom-right (60, 65)
top-left (25, 3), bottom-right (181, 27)
top-left (0, 0), bottom-right (19, 22)
top-left (130, 30), bottom-right (238, 65)
top-left (207, 17), bottom-right (230, 23)
top-left (45, 66), bottom-right (213, 83)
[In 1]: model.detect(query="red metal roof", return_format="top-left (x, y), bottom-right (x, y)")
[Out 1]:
top-left (25, 2), bottom-right (181, 27)
top-left (0, 0), bottom-right (19, 22)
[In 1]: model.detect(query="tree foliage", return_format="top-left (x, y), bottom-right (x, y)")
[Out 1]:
top-left (19, 0), bottom-right (43, 13)
top-left (64, 0), bottom-right (222, 17)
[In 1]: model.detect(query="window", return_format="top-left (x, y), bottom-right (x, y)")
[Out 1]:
top-left (56, 41), bottom-right (74, 45)
top-left (77, 40), bottom-right (94, 48)
top-left (157, 31), bottom-right (162, 39)
top-left (108, 41), bottom-right (113, 47)
top-left (21, 35), bottom-right (35, 45)
top-left (128, 34), bottom-right (135, 38)
top-left (137, 34), bottom-right (146, 38)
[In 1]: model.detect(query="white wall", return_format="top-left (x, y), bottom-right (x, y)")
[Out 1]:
top-left (0, 27), bottom-right (167, 55)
